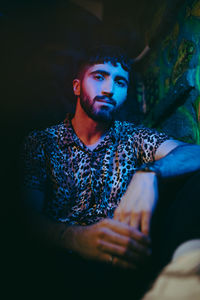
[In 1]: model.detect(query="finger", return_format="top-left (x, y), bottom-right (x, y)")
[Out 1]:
top-left (112, 255), bottom-right (153, 273)
top-left (99, 227), bottom-right (150, 257)
top-left (98, 238), bottom-right (131, 259)
top-left (129, 225), bottom-right (151, 246)
top-left (128, 238), bottom-right (152, 258)
top-left (141, 211), bottom-right (151, 236)
top-left (130, 212), bottom-right (141, 228)
top-left (102, 219), bottom-right (151, 245)
top-left (98, 238), bottom-right (150, 265)
top-left (114, 207), bottom-right (130, 224)
top-left (101, 253), bottom-right (114, 265)
top-left (112, 256), bottom-right (137, 270)
top-left (113, 208), bottom-right (121, 221)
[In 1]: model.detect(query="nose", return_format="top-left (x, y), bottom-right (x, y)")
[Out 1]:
top-left (102, 79), bottom-right (114, 97)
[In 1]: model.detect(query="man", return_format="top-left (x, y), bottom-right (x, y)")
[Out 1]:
top-left (22, 45), bottom-right (200, 295)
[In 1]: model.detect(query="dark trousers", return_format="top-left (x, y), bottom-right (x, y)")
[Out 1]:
top-left (151, 171), bottom-right (200, 274)
top-left (14, 171), bottom-right (200, 298)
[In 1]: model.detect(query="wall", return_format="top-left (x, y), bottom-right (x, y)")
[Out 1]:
top-left (138, 0), bottom-right (200, 144)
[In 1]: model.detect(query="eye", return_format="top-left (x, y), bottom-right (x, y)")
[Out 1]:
top-left (116, 80), bottom-right (127, 87)
top-left (93, 74), bottom-right (104, 81)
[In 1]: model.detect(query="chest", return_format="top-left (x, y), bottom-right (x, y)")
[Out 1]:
top-left (46, 140), bottom-right (138, 193)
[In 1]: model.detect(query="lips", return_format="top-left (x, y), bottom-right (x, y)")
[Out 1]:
top-left (97, 99), bottom-right (113, 104)
top-left (95, 97), bottom-right (115, 106)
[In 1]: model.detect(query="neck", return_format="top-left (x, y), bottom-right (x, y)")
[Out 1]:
top-left (71, 100), bottom-right (111, 146)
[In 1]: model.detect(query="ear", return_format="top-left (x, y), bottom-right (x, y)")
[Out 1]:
top-left (73, 79), bottom-right (81, 96)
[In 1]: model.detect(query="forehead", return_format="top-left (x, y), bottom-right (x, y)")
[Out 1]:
top-left (83, 62), bottom-right (129, 80)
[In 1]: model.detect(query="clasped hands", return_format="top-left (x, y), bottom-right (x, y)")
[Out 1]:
top-left (73, 171), bottom-right (158, 270)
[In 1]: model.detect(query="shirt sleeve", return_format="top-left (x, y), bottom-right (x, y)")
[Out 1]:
top-left (133, 126), bottom-right (170, 165)
top-left (21, 131), bottom-right (47, 191)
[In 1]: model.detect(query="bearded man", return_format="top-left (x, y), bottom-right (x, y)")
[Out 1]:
top-left (21, 45), bottom-right (200, 297)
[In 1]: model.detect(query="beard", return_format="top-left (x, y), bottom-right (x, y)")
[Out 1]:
top-left (79, 92), bottom-right (120, 123)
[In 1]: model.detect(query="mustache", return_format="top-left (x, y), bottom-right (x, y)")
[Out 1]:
top-left (94, 96), bottom-right (116, 106)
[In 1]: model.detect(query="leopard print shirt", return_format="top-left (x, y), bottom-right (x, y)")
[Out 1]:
top-left (22, 115), bottom-right (169, 225)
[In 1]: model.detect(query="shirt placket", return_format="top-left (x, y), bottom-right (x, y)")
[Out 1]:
top-left (89, 150), bottom-right (99, 210)
top-left (90, 147), bottom-right (112, 217)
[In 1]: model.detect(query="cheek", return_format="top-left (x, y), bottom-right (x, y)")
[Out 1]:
top-left (116, 88), bottom-right (127, 103)
top-left (82, 79), bottom-right (100, 98)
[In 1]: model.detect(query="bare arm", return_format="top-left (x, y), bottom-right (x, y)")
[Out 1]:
top-left (115, 140), bottom-right (200, 234)
top-left (22, 188), bottom-right (69, 249)
top-left (153, 141), bottom-right (200, 178)
top-left (22, 188), bottom-right (151, 269)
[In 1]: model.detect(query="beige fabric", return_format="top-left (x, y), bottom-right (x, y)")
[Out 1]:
top-left (143, 241), bottom-right (200, 300)
top-left (172, 239), bottom-right (200, 261)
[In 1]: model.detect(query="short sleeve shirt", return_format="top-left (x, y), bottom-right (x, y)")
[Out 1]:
top-left (22, 114), bottom-right (169, 225)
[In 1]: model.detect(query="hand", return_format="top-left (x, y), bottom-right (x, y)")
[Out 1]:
top-left (67, 218), bottom-right (151, 270)
top-left (114, 171), bottom-right (158, 235)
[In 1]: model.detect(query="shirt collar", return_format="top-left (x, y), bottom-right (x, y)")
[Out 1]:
top-left (62, 113), bottom-right (118, 149)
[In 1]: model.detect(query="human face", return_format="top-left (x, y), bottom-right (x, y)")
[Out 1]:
top-left (74, 62), bottom-right (129, 122)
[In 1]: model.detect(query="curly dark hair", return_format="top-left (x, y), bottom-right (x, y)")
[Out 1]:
top-left (74, 44), bottom-right (133, 79)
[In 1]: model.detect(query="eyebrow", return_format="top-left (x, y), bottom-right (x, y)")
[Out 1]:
top-left (89, 70), bottom-right (129, 85)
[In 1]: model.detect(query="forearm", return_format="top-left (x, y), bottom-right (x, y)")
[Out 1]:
top-left (116, 144), bottom-right (200, 232)
top-left (23, 197), bottom-right (152, 267)
top-left (153, 144), bottom-right (200, 178)
top-left (25, 207), bottom-right (81, 252)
